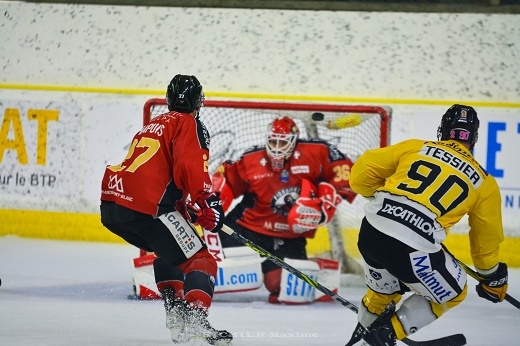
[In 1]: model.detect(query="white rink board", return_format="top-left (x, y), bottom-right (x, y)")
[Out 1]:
top-left (0, 96), bottom-right (519, 235)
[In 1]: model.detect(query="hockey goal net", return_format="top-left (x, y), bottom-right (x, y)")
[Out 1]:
top-left (143, 98), bottom-right (391, 273)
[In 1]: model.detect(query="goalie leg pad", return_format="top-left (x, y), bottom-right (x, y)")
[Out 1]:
top-left (214, 246), bottom-right (264, 293)
top-left (311, 258), bottom-right (341, 302)
top-left (132, 253), bottom-right (161, 299)
top-left (278, 258), bottom-right (320, 304)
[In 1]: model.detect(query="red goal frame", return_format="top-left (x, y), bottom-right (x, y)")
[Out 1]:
top-left (143, 98), bottom-right (391, 148)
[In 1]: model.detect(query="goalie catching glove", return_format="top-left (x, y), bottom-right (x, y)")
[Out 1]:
top-left (476, 262), bottom-right (508, 303)
top-left (188, 192), bottom-right (225, 233)
top-left (288, 180), bottom-right (343, 235)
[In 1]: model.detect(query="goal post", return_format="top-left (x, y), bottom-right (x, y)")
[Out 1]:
top-left (142, 98), bottom-right (392, 274)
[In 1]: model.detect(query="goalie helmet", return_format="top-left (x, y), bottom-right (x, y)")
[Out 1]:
top-left (166, 74), bottom-right (205, 114)
top-left (266, 116), bottom-right (300, 172)
top-left (437, 104), bottom-right (479, 149)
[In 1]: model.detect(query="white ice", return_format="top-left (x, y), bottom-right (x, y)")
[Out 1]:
top-left (0, 236), bottom-right (519, 346)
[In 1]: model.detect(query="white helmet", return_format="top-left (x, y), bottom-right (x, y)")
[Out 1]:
top-left (266, 116), bottom-right (300, 172)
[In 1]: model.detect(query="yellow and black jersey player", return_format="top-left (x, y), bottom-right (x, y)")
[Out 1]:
top-left (346, 104), bottom-right (508, 346)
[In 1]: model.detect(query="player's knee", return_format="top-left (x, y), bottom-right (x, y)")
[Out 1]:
top-left (179, 249), bottom-right (217, 278)
top-left (394, 294), bottom-right (438, 339)
top-left (264, 268), bottom-right (282, 295)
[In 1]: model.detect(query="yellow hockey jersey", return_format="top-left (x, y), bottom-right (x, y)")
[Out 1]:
top-left (350, 139), bottom-right (504, 271)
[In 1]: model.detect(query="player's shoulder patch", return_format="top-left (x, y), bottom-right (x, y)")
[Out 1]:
top-left (196, 118), bottom-right (211, 150)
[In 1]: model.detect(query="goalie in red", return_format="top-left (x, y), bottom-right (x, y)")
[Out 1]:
top-left (212, 116), bottom-right (357, 304)
top-left (100, 74), bottom-right (232, 345)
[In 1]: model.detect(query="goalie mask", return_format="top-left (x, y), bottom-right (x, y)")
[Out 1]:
top-left (437, 104), bottom-right (479, 149)
top-left (166, 74), bottom-right (205, 114)
top-left (266, 116), bottom-right (300, 172)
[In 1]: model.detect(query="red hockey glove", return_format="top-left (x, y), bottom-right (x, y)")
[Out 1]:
top-left (287, 197), bottom-right (322, 234)
top-left (318, 182), bottom-right (343, 225)
top-left (195, 192), bottom-right (224, 233)
top-left (476, 262), bottom-right (508, 303)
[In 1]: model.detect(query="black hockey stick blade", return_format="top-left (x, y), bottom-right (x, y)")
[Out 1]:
top-left (221, 225), bottom-right (466, 346)
top-left (401, 333), bottom-right (466, 346)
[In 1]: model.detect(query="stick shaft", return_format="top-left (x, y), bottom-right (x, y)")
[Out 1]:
top-left (220, 224), bottom-right (359, 312)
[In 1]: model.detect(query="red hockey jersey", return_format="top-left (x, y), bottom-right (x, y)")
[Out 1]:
top-left (101, 112), bottom-right (213, 216)
top-left (220, 139), bottom-right (356, 239)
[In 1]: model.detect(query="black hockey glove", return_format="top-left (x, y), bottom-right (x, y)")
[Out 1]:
top-left (476, 262), bottom-right (508, 303)
top-left (195, 192), bottom-right (224, 233)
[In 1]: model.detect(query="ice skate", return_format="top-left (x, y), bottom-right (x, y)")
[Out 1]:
top-left (185, 306), bottom-right (233, 345)
top-left (361, 303), bottom-right (397, 346)
top-left (162, 288), bottom-right (188, 344)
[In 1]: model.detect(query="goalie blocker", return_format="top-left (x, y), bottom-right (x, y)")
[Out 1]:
top-left (286, 179), bottom-right (343, 238)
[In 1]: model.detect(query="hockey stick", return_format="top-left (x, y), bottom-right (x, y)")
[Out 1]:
top-left (447, 252), bottom-right (520, 310)
top-left (220, 224), bottom-right (466, 346)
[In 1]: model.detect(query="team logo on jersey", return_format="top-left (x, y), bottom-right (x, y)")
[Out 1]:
top-left (108, 174), bottom-right (124, 193)
top-left (293, 150), bottom-right (301, 159)
top-left (260, 158), bottom-right (268, 166)
top-left (271, 186), bottom-right (300, 216)
top-left (377, 198), bottom-right (437, 244)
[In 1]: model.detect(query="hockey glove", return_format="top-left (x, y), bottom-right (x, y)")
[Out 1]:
top-left (195, 192), bottom-right (224, 233)
top-left (287, 197), bottom-right (322, 234)
top-left (318, 182), bottom-right (343, 225)
top-left (476, 262), bottom-right (508, 303)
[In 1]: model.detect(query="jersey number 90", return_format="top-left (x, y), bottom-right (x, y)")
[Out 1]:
top-left (396, 160), bottom-right (469, 216)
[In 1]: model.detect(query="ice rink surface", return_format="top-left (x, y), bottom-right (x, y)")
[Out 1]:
top-left (0, 236), bottom-right (519, 346)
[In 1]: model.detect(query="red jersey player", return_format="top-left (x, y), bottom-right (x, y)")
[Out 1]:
top-left (100, 75), bottom-right (232, 345)
top-left (212, 116), bottom-right (357, 303)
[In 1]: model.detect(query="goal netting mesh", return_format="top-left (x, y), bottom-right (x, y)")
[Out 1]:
top-left (143, 98), bottom-right (392, 273)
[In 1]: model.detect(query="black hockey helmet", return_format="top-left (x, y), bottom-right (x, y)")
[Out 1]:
top-left (166, 74), bottom-right (204, 113)
top-left (437, 104), bottom-right (479, 149)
